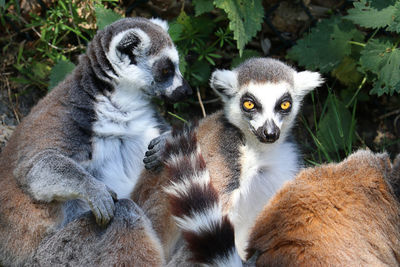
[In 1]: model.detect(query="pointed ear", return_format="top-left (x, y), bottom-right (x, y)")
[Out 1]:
top-left (150, 18), bottom-right (169, 32)
top-left (293, 71), bottom-right (324, 96)
top-left (210, 69), bottom-right (238, 101)
top-left (115, 29), bottom-right (149, 64)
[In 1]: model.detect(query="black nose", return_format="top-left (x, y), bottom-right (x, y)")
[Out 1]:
top-left (167, 79), bottom-right (192, 102)
top-left (256, 120), bottom-right (280, 143)
top-left (263, 127), bottom-right (280, 143)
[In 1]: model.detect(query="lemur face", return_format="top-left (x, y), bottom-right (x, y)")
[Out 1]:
top-left (104, 18), bottom-right (192, 102)
top-left (235, 81), bottom-right (295, 143)
top-left (211, 58), bottom-right (323, 144)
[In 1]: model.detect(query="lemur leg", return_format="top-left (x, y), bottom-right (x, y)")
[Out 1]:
top-left (31, 199), bottom-right (164, 266)
top-left (22, 149), bottom-right (117, 226)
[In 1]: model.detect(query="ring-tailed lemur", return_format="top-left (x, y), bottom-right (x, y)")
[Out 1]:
top-left (131, 57), bottom-right (323, 262)
top-left (0, 17), bottom-right (191, 266)
top-left (247, 150), bottom-right (400, 266)
top-left (29, 57), bottom-right (321, 266)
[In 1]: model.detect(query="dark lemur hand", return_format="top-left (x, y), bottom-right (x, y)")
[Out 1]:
top-left (143, 131), bottom-right (171, 172)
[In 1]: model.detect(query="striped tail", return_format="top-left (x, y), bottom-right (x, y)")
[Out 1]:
top-left (163, 126), bottom-right (242, 267)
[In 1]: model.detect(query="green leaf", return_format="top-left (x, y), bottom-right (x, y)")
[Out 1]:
top-left (95, 5), bottom-right (123, 30)
top-left (317, 95), bottom-right (355, 154)
top-left (176, 10), bottom-right (191, 28)
top-left (214, 0), bottom-right (264, 56)
top-left (231, 49), bottom-right (261, 68)
top-left (0, 0), bottom-right (5, 8)
top-left (191, 16), bottom-right (216, 36)
top-left (193, 0), bottom-right (214, 16)
top-left (360, 39), bottom-right (400, 95)
top-left (370, 0), bottom-right (396, 9)
top-left (190, 60), bottom-right (211, 86)
top-left (359, 39), bottom-right (391, 73)
top-left (287, 17), bottom-right (363, 73)
top-left (49, 60), bottom-right (76, 90)
top-left (345, 0), bottom-right (400, 33)
top-left (332, 56), bottom-right (363, 87)
top-left (32, 62), bottom-right (50, 80)
top-left (179, 55), bottom-right (187, 75)
top-left (168, 22), bottom-right (184, 42)
top-left (387, 3), bottom-right (400, 33)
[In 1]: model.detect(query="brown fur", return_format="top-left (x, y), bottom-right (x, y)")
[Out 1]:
top-left (247, 150), bottom-right (400, 266)
top-left (196, 112), bottom-right (241, 210)
top-left (30, 199), bottom-right (164, 266)
top-left (0, 85), bottom-right (72, 265)
top-left (131, 168), bottom-right (180, 262)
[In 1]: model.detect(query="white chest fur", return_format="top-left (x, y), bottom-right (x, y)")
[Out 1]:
top-left (229, 140), bottom-right (300, 259)
top-left (86, 92), bottom-right (160, 199)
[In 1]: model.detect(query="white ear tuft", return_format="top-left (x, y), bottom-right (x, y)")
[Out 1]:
top-left (150, 18), bottom-right (169, 32)
top-left (293, 71), bottom-right (324, 96)
top-left (210, 69), bottom-right (238, 101)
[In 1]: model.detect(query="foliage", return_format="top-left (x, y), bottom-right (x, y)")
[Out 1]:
top-left (95, 4), bottom-right (123, 30)
top-left (213, 0), bottom-right (264, 56)
top-left (1, 0), bottom-right (263, 95)
top-left (359, 39), bottom-right (400, 95)
top-left (0, 0), bottom-right (122, 91)
top-left (192, 0), bottom-right (214, 16)
top-left (345, 0), bottom-right (400, 32)
top-left (191, 0), bottom-right (264, 56)
top-left (2, 0), bottom-right (399, 164)
top-left (289, 0), bottom-right (400, 163)
top-left (167, 0), bottom-right (265, 96)
top-left (287, 17), bottom-right (364, 74)
top-left (288, 0), bottom-right (400, 96)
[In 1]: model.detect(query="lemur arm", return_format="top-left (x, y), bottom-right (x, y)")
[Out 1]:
top-left (20, 149), bottom-right (117, 226)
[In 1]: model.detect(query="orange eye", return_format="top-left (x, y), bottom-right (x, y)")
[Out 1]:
top-left (281, 101), bottom-right (291, 110)
top-left (162, 68), bottom-right (169, 75)
top-left (243, 100), bottom-right (255, 110)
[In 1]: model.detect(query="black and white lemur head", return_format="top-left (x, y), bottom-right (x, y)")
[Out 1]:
top-left (211, 58), bottom-right (323, 144)
top-left (88, 17), bottom-right (191, 102)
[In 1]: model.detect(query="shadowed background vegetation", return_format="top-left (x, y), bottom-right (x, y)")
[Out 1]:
top-left (0, 0), bottom-right (399, 164)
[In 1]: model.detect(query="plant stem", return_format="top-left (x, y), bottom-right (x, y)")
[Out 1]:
top-left (196, 87), bottom-right (206, 118)
top-left (348, 41), bottom-right (366, 47)
top-left (393, 39), bottom-right (400, 49)
top-left (368, 28), bottom-right (379, 41)
top-left (167, 112), bottom-right (188, 123)
top-left (346, 76), bottom-right (367, 108)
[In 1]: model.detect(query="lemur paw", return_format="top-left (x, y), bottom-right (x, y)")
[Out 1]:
top-left (84, 180), bottom-right (117, 227)
top-left (143, 131), bottom-right (171, 172)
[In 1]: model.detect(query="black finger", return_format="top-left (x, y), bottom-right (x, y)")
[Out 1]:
top-left (145, 148), bottom-right (157, 157)
top-left (143, 154), bottom-right (159, 164)
top-left (148, 137), bottom-right (161, 149)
